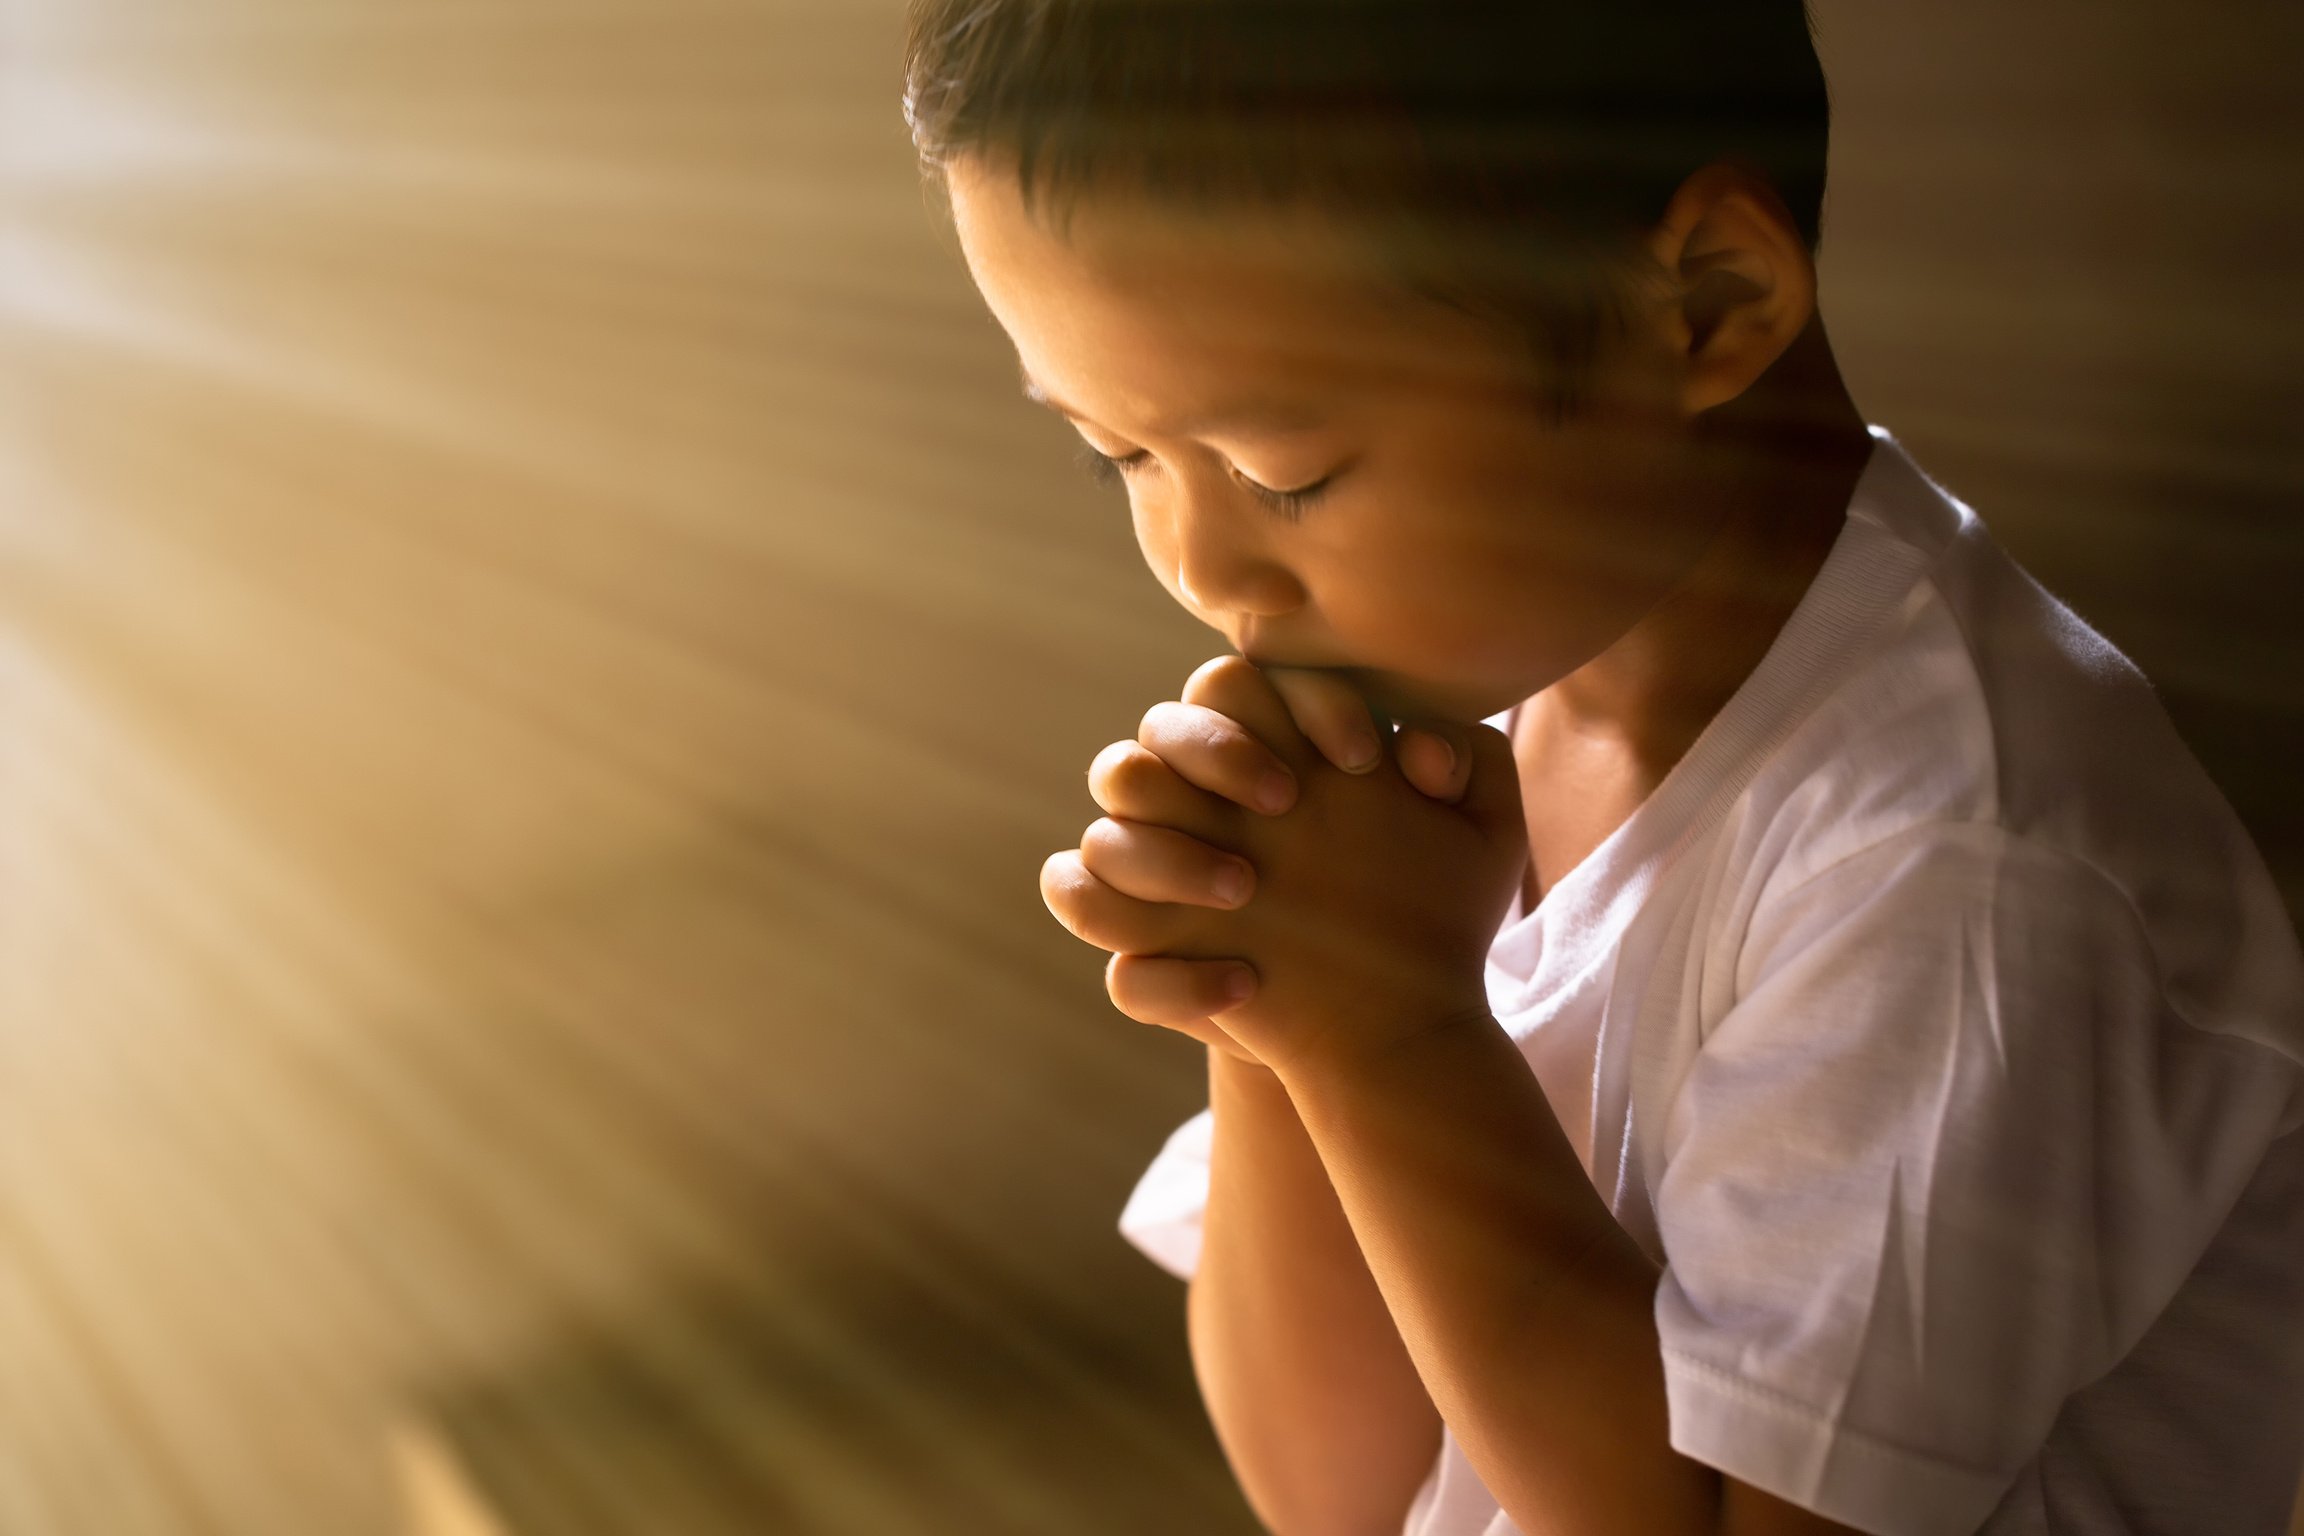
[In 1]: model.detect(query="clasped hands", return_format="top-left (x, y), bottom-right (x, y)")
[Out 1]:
top-left (1040, 655), bottom-right (1531, 1081)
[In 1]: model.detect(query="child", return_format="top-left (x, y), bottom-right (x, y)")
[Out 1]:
top-left (902, 4), bottom-right (2304, 1533)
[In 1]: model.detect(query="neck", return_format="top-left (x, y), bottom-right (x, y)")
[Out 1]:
top-left (1531, 320), bottom-right (1875, 778)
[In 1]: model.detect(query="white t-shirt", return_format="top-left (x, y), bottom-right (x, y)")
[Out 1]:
top-left (1116, 428), bottom-right (2304, 1536)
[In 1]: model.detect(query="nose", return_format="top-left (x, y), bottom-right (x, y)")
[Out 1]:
top-left (1166, 479), bottom-right (1306, 621)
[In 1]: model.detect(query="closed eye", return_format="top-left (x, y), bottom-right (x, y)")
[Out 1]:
top-left (1071, 442), bottom-right (1334, 521)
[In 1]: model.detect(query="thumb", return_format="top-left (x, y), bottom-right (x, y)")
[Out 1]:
top-left (1449, 721), bottom-right (1528, 853)
top-left (1394, 722), bottom-right (1472, 803)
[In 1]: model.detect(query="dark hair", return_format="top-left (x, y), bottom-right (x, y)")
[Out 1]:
top-left (901, 0), bottom-right (1829, 413)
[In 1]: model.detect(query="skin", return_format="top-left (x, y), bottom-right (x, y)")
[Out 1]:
top-left (948, 147), bottom-right (1878, 1534)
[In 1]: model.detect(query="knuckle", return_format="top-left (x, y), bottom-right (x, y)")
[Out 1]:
top-left (1104, 954), bottom-right (1160, 1023)
top-left (1072, 869), bottom-right (1183, 955)
top-left (1137, 699), bottom-right (1204, 754)
top-left (1089, 740), bottom-right (1163, 806)
top-left (1077, 815), bottom-right (1132, 867)
top-left (1065, 898), bottom-right (1125, 954)
top-left (1107, 954), bottom-right (1198, 1025)
top-left (1182, 653), bottom-right (1258, 707)
top-left (1040, 853), bottom-right (1120, 949)
top-left (1151, 697), bottom-right (1268, 784)
top-left (1088, 737), bottom-right (1136, 782)
top-left (1216, 724), bottom-right (1271, 774)
top-left (1038, 849), bottom-right (1087, 914)
top-left (1136, 698), bottom-right (1276, 807)
top-left (1104, 745), bottom-right (1166, 804)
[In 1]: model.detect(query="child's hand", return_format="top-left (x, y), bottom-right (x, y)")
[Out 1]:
top-left (1041, 655), bottom-right (1529, 1079)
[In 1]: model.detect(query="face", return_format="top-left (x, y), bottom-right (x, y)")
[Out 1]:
top-left (945, 154), bottom-right (1723, 727)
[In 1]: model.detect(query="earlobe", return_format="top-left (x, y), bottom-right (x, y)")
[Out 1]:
top-left (1650, 163), bottom-right (1818, 417)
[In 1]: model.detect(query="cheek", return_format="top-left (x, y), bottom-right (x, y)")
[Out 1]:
top-left (1320, 488), bottom-right (1651, 678)
top-left (1415, 431), bottom-right (1682, 603)
top-left (1309, 529), bottom-right (1496, 652)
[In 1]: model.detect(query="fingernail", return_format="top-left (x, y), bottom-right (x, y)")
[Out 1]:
top-left (1342, 732), bottom-right (1382, 773)
top-left (1223, 968), bottom-right (1257, 1002)
top-left (1212, 862), bottom-right (1250, 905)
top-left (1255, 770), bottom-right (1295, 814)
top-left (1436, 735), bottom-right (1458, 776)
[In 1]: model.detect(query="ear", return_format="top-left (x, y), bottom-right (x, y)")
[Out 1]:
top-left (1644, 161), bottom-right (1818, 417)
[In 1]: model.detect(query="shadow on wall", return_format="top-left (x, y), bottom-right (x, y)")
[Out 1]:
top-left (1813, 1), bottom-right (2304, 927)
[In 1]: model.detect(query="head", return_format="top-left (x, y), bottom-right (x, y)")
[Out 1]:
top-left (905, 0), bottom-right (1838, 725)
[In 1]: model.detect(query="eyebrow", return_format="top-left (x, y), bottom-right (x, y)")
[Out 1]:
top-left (1019, 364), bottom-right (1329, 437)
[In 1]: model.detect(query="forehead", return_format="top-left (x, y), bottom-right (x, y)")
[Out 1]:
top-left (944, 156), bottom-right (1533, 431)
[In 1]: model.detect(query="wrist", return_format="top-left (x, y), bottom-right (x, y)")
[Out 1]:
top-left (1205, 1041), bottom-right (1332, 1187)
top-left (1273, 1002), bottom-right (1504, 1099)
top-left (1209, 1043), bottom-right (1305, 1127)
top-left (1208, 1041), bottom-right (1288, 1093)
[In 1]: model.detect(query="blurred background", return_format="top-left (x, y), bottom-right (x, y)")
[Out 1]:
top-left (0, 2), bottom-right (2297, 1533)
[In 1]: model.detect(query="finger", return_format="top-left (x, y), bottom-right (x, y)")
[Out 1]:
top-left (1451, 721), bottom-right (1530, 852)
top-left (1105, 951), bottom-right (1259, 1027)
top-left (1039, 848), bottom-right (1191, 955)
top-left (1179, 655), bottom-right (1318, 779)
top-left (1080, 817), bottom-right (1256, 909)
top-left (1262, 667), bottom-right (1388, 776)
top-left (1394, 723), bottom-right (1473, 803)
top-left (1086, 739), bottom-right (1239, 844)
top-left (1138, 700), bottom-right (1298, 816)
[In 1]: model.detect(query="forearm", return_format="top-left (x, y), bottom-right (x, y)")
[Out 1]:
top-left (1190, 1046), bottom-right (1443, 1536)
top-left (1279, 1016), bottom-right (1723, 1536)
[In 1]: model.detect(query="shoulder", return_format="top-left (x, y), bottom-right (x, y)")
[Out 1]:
top-left (1655, 814), bottom-right (2301, 1533)
top-left (1700, 825), bottom-right (2292, 1143)
top-left (1723, 434), bottom-right (2304, 1075)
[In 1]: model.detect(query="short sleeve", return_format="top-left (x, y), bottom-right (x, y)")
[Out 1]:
top-left (1117, 1106), bottom-right (1214, 1282)
top-left (1652, 821), bottom-right (2300, 1536)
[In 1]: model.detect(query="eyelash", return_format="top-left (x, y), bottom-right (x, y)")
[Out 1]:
top-left (1072, 442), bottom-right (1331, 521)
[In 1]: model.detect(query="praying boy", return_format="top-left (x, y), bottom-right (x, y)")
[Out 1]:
top-left (903, 4), bottom-right (2304, 1532)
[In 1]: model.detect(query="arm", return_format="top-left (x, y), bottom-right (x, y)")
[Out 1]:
top-left (1279, 1014), bottom-right (1858, 1536)
top-left (1191, 1046), bottom-right (1442, 1536)
top-left (1143, 670), bottom-right (1861, 1536)
top-left (1064, 661), bottom-right (1859, 1534)
top-left (1280, 1013), bottom-right (1715, 1536)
